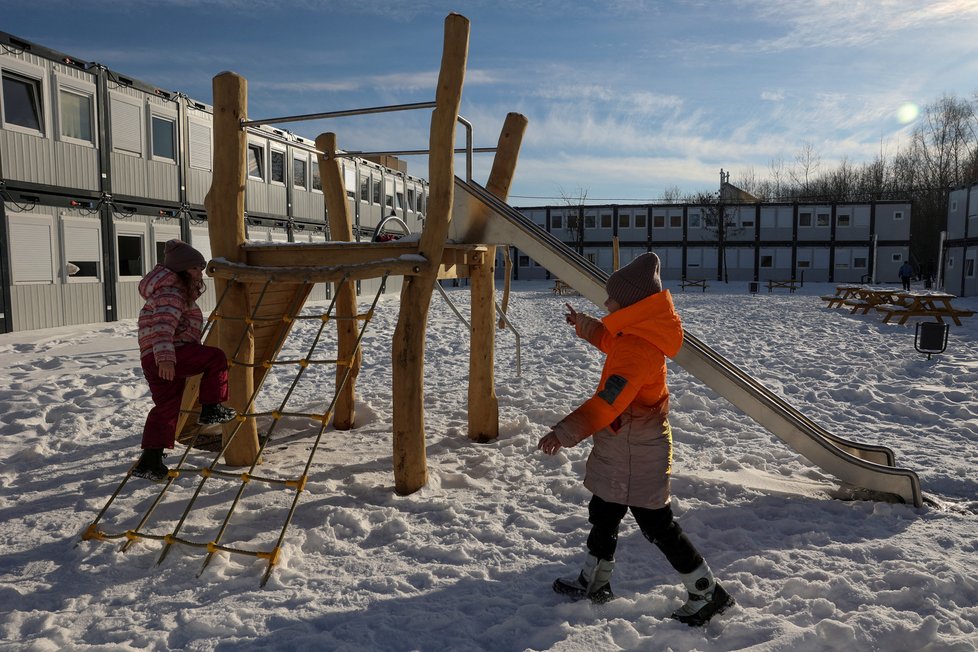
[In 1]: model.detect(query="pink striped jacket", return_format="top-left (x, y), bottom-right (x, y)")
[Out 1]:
top-left (137, 264), bottom-right (203, 364)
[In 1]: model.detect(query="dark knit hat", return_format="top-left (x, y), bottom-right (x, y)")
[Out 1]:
top-left (163, 239), bottom-right (206, 272)
top-left (606, 252), bottom-right (662, 307)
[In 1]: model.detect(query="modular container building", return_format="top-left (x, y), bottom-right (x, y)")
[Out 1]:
top-left (0, 31), bottom-right (428, 333)
top-left (942, 182), bottom-right (978, 297)
top-left (512, 200), bottom-right (912, 287)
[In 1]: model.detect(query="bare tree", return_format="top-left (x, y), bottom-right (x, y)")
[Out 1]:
top-left (686, 190), bottom-right (745, 283)
top-left (661, 185), bottom-right (684, 203)
top-left (790, 142), bottom-right (821, 200)
top-left (557, 185), bottom-right (589, 254)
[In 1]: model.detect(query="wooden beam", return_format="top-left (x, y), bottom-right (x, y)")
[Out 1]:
top-left (392, 13), bottom-right (469, 495)
top-left (203, 71), bottom-right (260, 467)
top-left (317, 133), bottom-right (360, 430)
top-left (467, 112), bottom-right (527, 442)
top-left (208, 258), bottom-right (425, 284)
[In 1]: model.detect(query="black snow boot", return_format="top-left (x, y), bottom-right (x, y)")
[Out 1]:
top-left (132, 448), bottom-right (169, 482)
top-left (198, 403), bottom-right (237, 425)
top-left (553, 553), bottom-right (615, 604)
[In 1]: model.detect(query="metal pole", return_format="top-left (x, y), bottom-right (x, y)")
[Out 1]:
top-left (457, 116), bottom-right (473, 181)
top-left (241, 101), bottom-right (437, 128)
top-left (495, 300), bottom-right (522, 377)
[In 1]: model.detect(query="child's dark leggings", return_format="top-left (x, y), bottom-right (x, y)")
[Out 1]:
top-left (586, 494), bottom-right (703, 574)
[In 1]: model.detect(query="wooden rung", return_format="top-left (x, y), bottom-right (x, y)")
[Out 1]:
top-left (208, 257), bottom-right (427, 284)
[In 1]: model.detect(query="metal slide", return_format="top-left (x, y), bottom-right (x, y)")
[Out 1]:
top-left (450, 178), bottom-right (924, 507)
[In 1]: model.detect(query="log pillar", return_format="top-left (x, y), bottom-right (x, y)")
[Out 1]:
top-left (204, 71), bottom-right (260, 467)
top-left (392, 13), bottom-right (469, 495)
top-left (316, 133), bottom-right (361, 430)
top-left (467, 112), bottom-right (527, 442)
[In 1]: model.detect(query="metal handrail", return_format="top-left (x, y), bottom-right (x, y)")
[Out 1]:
top-left (241, 100), bottom-right (486, 183)
top-left (495, 300), bottom-right (522, 377)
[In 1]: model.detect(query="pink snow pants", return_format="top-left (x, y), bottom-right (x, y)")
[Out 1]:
top-left (140, 342), bottom-right (229, 449)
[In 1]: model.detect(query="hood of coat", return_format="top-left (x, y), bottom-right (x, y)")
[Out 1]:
top-left (600, 289), bottom-right (683, 357)
top-left (138, 264), bottom-right (184, 301)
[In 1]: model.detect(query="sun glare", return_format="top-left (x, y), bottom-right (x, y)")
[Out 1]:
top-left (897, 103), bottom-right (920, 124)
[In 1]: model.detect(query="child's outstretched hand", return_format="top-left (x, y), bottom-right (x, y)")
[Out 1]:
top-left (564, 303), bottom-right (578, 327)
top-left (538, 431), bottom-right (562, 455)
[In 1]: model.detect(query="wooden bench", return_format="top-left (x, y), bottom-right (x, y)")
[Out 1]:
top-left (553, 279), bottom-right (576, 295)
top-left (767, 279), bottom-right (799, 293)
top-left (843, 299), bottom-right (875, 315)
top-left (679, 278), bottom-right (708, 293)
top-left (820, 295), bottom-right (847, 309)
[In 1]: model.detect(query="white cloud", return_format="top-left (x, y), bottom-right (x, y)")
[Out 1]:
top-left (761, 90), bottom-right (785, 102)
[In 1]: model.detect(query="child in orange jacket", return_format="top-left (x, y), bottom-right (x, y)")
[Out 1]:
top-left (538, 252), bottom-right (733, 626)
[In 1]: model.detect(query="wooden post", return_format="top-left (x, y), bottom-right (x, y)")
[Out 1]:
top-left (467, 112), bottom-right (527, 442)
top-left (316, 133), bottom-right (361, 430)
top-left (204, 71), bottom-right (260, 467)
top-left (392, 13), bottom-right (469, 495)
top-left (613, 235), bottom-right (620, 271)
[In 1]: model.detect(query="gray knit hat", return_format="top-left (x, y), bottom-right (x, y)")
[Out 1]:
top-left (163, 239), bottom-right (206, 272)
top-left (606, 252), bottom-right (662, 307)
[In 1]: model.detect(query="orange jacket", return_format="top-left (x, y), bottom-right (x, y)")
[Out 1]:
top-left (553, 290), bottom-right (683, 446)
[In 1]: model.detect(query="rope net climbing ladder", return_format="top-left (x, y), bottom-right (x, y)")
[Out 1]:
top-left (82, 273), bottom-right (390, 586)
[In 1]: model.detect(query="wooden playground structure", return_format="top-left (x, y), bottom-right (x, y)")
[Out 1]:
top-left (181, 13), bottom-right (523, 496)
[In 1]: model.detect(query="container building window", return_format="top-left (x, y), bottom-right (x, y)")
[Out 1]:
top-left (407, 189), bottom-right (415, 212)
top-left (600, 214), bottom-right (612, 228)
top-left (396, 192), bottom-right (405, 210)
top-left (111, 98), bottom-right (142, 155)
top-left (117, 234), bottom-right (144, 277)
top-left (670, 215), bottom-right (682, 228)
top-left (63, 221), bottom-right (101, 280)
top-left (270, 150), bottom-right (285, 184)
top-left (894, 211), bottom-right (904, 220)
top-left (635, 214), bottom-right (647, 229)
top-left (551, 215), bottom-right (563, 229)
top-left (8, 215), bottom-right (55, 283)
top-left (688, 213), bottom-right (701, 228)
top-left (293, 156), bottom-right (307, 189)
top-left (816, 213), bottom-right (830, 227)
top-left (189, 122), bottom-right (212, 170)
top-left (312, 163), bottom-right (322, 191)
top-left (372, 177), bottom-right (382, 205)
top-left (653, 215), bottom-right (665, 228)
top-left (360, 175), bottom-right (370, 201)
top-left (799, 212), bottom-right (813, 227)
top-left (619, 214), bottom-right (630, 229)
top-left (2, 71), bottom-right (44, 133)
top-left (59, 89), bottom-right (93, 143)
top-left (151, 116), bottom-right (176, 161)
top-left (837, 214), bottom-right (851, 227)
top-left (247, 144), bottom-right (264, 180)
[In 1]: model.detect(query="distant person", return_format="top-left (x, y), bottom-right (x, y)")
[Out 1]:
top-left (537, 252), bottom-right (734, 626)
top-left (133, 240), bottom-right (237, 481)
top-left (899, 261), bottom-right (914, 291)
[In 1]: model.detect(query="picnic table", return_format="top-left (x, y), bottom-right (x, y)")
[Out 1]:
top-left (553, 279), bottom-right (576, 295)
top-left (875, 291), bottom-right (975, 326)
top-left (821, 285), bottom-right (974, 326)
top-left (766, 279), bottom-right (799, 293)
top-left (679, 278), bottom-right (708, 292)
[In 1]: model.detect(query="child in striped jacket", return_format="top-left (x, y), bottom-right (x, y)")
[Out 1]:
top-left (133, 239), bottom-right (237, 481)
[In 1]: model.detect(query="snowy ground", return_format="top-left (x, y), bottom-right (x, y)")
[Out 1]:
top-left (1, 279), bottom-right (976, 651)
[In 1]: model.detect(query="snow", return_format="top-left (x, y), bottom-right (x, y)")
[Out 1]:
top-left (2, 280), bottom-right (977, 651)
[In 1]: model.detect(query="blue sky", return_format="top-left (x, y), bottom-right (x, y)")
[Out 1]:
top-left (5, 1), bottom-right (978, 205)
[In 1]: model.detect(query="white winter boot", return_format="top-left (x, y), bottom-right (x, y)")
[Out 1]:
top-left (553, 553), bottom-right (615, 603)
top-left (671, 562), bottom-right (734, 626)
